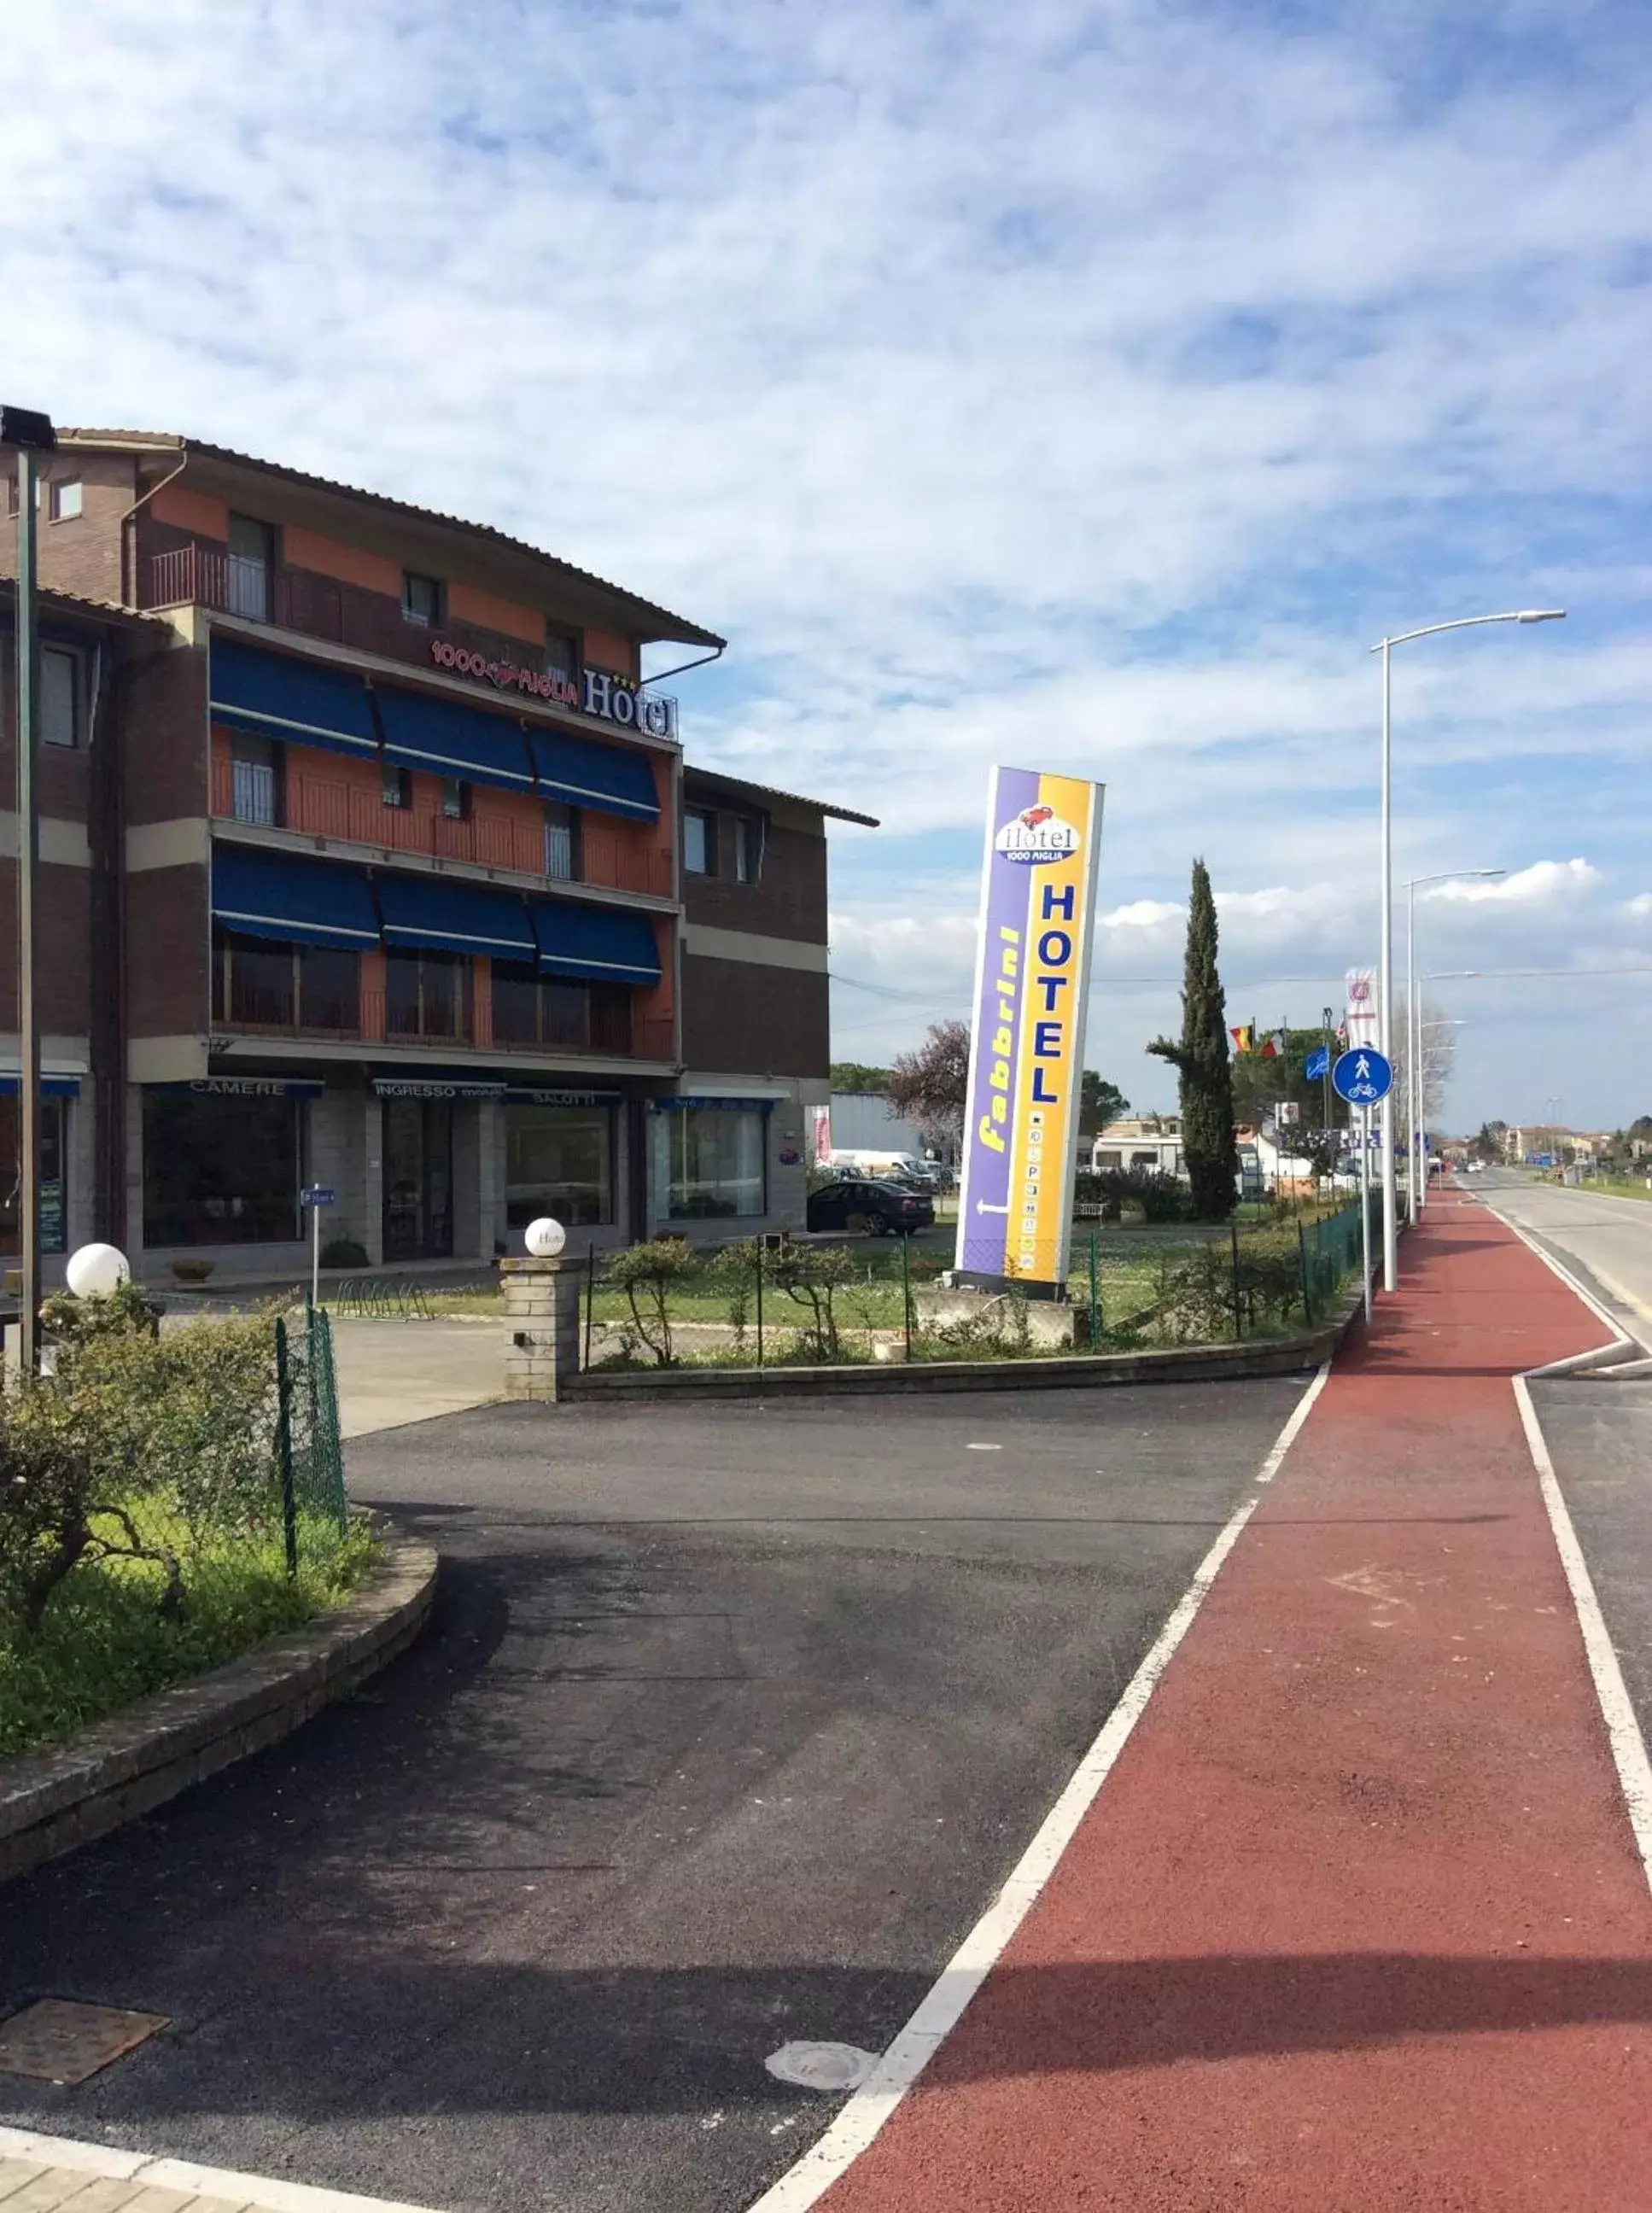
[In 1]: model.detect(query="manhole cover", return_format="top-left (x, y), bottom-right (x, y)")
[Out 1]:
top-left (765, 2040), bottom-right (879, 2091)
top-left (0, 2000), bottom-right (170, 2085)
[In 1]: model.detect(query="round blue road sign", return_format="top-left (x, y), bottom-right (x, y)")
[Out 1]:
top-left (1331, 1048), bottom-right (1393, 1106)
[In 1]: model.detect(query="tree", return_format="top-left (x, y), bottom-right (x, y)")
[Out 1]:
top-left (1147, 859), bottom-right (1237, 1219)
top-left (1469, 1120), bottom-right (1508, 1164)
top-left (886, 1019), bottom-right (970, 1147)
top-left (1079, 1072), bottom-right (1130, 1135)
top-left (828, 1061), bottom-right (891, 1095)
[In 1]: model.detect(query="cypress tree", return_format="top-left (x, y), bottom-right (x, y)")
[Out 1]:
top-left (1147, 858), bottom-right (1238, 1220)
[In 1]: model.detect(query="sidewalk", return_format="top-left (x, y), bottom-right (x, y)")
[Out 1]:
top-left (782, 1199), bottom-right (1652, 2209)
top-left (0, 2126), bottom-right (438, 2213)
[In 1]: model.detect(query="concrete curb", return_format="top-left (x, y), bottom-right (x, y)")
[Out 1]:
top-left (557, 1285), bottom-right (1367, 1402)
top-left (0, 1528), bottom-right (437, 1886)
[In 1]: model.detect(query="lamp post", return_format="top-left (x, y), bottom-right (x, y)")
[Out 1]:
top-left (1373, 610), bottom-right (1564, 1290)
top-left (2, 406), bottom-right (57, 1378)
top-left (1405, 871), bottom-right (1502, 1222)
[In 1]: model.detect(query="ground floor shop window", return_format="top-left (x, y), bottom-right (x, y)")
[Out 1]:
top-left (661, 1106), bottom-right (767, 1219)
top-left (143, 1091), bottom-right (302, 1247)
top-left (505, 1104), bottom-right (613, 1229)
top-left (0, 1096), bottom-right (67, 1256)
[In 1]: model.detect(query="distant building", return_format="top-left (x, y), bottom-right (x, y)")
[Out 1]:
top-left (824, 1091), bottom-right (938, 1160)
top-left (1089, 1118), bottom-right (1183, 1178)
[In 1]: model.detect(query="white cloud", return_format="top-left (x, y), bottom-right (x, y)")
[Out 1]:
top-left (1100, 899), bottom-right (1184, 931)
top-left (1424, 858), bottom-right (1601, 904)
top-left (1623, 893), bottom-right (1652, 918)
top-left (2, 0), bottom-right (1648, 1124)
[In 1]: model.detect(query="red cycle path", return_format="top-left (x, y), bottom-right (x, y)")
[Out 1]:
top-left (813, 1200), bottom-right (1652, 2210)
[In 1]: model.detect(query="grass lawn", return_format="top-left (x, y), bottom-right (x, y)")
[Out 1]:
top-left (0, 1504), bottom-right (379, 1762)
top-left (1587, 1178), bottom-right (1652, 1203)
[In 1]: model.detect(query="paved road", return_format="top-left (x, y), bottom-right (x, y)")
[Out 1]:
top-left (1470, 1167), bottom-right (1652, 1349)
top-left (0, 1378), bottom-right (1307, 2213)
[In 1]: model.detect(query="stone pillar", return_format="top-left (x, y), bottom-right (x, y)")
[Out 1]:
top-left (501, 1256), bottom-right (581, 1401)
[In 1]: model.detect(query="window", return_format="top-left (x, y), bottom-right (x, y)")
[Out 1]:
top-left (505, 1103), bottom-right (614, 1229)
top-left (543, 628), bottom-right (579, 679)
top-left (402, 570), bottom-right (441, 627)
top-left (382, 762), bottom-right (412, 809)
top-left (41, 646), bottom-right (80, 749)
top-left (48, 478), bottom-right (83, 523)
top-left (439, 776), bottom-right (470, 821)
top-left (231, 735), bottom-right (278, 825)
top-left (211, 931), bottom-right (359, 1034)
top-left (491, 960), bottom-right (547, 1048)
top-left (226, 515), bottom-right (275, 622)
top-left (143, 1089), bottom-right (302, 1247)
top-left (661, 1106), bottom-right (767, 1219)
top-left (734, 816), bottom-right (764, 885)
top-left (684, 809), bottom-right (715, 876)
top-left (386, 949), bottom-right (468, 1041)
top-left (543, 801), bottom-right (577, 880)
top-left (0, 1096), bottom-right (67, 1256)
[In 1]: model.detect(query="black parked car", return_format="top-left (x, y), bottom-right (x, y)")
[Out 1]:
top-left (806, 1177), bottom-right (935, 1236)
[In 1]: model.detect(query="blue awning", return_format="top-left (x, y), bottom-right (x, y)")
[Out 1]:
top-left (0, 1075), bottom-right (81, 1098)
top-left (375, 686), bottom-right (535, 794)
top-left (529, 900), bottom-right (662, 985)
top-left (377, 874), bottom-right (536, 961)
top-left (212, 844), bottom-right (381, 949)
top-left (209, 639), bottom-right (378, 761)
top-left (527, 726), bottom-right (660, 822)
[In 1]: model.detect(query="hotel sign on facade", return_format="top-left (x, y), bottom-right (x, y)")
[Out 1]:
top-left (954, 767), bottom-right (1105, 1294)
top-left (429, 638), bottom-right (677, 740)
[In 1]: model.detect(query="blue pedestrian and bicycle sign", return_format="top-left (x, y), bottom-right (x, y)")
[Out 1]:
top-left (1304, 1045), bottom-right (1330, 1082)
top-left (1331, 1048), bottom-right (1393, 1106)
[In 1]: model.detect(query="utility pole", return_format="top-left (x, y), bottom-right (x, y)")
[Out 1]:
top-left (3, 406), bottom-right (56, 1377)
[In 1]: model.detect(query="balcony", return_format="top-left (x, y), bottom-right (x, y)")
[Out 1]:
top-left (212, 760), bottom-right (673, 896)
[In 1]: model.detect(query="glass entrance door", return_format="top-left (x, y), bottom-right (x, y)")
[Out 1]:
top-left (382, 1098), bottom-right (454, 1260)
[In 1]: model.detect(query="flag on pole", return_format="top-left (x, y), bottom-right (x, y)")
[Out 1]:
top-left (1229, 1023), bottom-right (1255, 1054)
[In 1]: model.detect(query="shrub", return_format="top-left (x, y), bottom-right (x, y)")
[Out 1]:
top-left (764, 1241), bottom-right (860, 1360)
top-left (604, 1238), bottom-right (703, 1366)
top-left (320, 1236), bottom-right (369, 1269)
top-left (0, 1310), bottom-right (279, 1636)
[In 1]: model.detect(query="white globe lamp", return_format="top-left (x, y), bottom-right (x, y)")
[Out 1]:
top-left (66, 1242), bottom-right (131, 1299)
top-left (523, 1217), bottom-right (567, 1259)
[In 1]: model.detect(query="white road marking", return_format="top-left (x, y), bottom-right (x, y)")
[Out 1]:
top-left (1253, 1363), bottom-right (1329, 1483)
top-left (0, 2127), bottom-right (444, 2212)
top-left (745, 1371), bottom-right (1328, 2211)
top-left (1486, 1200), bottom-right (1652, 1897)
top-left (964, 1442), bottom-right (1001, 1451)
top-left (1515, 1376), bottom-right (1652, 1898)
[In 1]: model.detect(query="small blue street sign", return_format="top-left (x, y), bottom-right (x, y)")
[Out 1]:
top-left (1332, 1048), bottom-right (1393, 1106)
top-left (301, 1185), bottom-right (337, 1207)
top-left (1305, 1045), bottom-right (1330, 1082)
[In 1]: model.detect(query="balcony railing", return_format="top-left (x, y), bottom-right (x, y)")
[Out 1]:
top-left (212, 759), bottom-right (672, 896)
top-left (149, 544), bottom-right (345, 639)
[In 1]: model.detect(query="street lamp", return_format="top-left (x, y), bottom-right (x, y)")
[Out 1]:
top-left (2, 404), bottom-right (56, 1377)
top-left (1372, 610), bottom-right (1565, 1290)
top-left (1405, 872), bottom-right (1502, 1222)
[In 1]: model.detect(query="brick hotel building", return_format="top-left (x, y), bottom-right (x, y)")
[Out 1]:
top-left (1, 431), bottom-right (872, 1278)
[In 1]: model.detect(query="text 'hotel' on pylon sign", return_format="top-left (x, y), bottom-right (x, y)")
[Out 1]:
top-left (954, 767), bottom-right (1106, 1295)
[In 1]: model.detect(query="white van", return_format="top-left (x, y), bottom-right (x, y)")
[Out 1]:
top-left (827, 1149), bottom-right (931, 1183)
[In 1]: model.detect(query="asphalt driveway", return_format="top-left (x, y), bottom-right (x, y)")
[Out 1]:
top-left (0, 1378), bottom-right (1309, 2213)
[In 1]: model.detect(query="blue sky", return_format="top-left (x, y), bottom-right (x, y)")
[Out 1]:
top-left (6, 0), bottom-right (1650, 1130)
